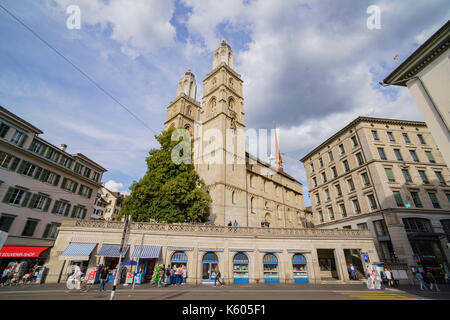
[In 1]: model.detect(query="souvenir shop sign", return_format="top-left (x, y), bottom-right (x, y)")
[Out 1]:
top-left (0, 246), bottom-right (49, 258)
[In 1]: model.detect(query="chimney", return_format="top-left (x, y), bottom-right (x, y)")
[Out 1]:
top-left (60, 144), bottom-right (67, 152)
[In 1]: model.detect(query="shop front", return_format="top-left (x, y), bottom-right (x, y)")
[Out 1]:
top-left (262, 253), bottom-right (279, 283)
top-left (0, 246), bottom-right (50, 283)
top-left (131, 245), bottom-right (162, 284)
top-left (232, 253), bottom-right (249, 284)
top-left (96, 244), bottom-right (130, 283)
top-left (291, 253), bottom-right (308, 283)
top-left (202, 252), bottom-right (219, 283)
top-left (58, 242), bottom-right (98, 282)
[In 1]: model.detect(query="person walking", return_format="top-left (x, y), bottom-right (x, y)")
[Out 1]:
top-left (427, 270), bottom-right (440, 292)
top-left (170, 266), bottom-right (174, 286)
top-left (99, 267), bottom-right (109, 292)
top-left (165, 266), bottom-right (171, 286)
top-left (349, 264), bottom-right (357, 280)
top-left (214, 266), bottom-right (223, 287)
top-left (367, 267), bottom-right (375, 289)
top-left (415, 271), bottom-right (427, 291)
top-left (384, 268), bottom-right (392, 288)
top-left (182, 266), bottom-right (187, 285)
top-left (440, 264), bottom-right (449, 288)
top-left (177, 265), bottom-right (183, 285)
top-left (73, 263), bottom-right (83, 290)
top-left (158, 265), bottom-right (166, 288)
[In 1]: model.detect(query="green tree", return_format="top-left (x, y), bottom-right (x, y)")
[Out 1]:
top-left (118, 128), bottom-right (211, 223)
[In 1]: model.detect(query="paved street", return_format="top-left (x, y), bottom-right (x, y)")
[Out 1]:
top-left (1, 283), bottom-right (449, 300)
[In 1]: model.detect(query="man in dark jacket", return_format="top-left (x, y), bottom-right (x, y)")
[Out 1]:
top-left (99, 267), bottom-right (109, 292)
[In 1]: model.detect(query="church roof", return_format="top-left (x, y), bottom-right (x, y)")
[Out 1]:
top-left (246, 152), bottom-right (302, 185)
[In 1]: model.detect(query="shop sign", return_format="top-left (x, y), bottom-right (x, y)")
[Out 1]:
top-left (413, 254), bottom-right (420, 262)
top-left (362, 254), bottom-right (370, 263)
top-left (88, 270), bottom-right (96, 281)
top-left (126, 272), bottom-right (134, 284)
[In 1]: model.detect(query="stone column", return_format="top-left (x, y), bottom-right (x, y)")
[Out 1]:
top-left (310, 248), bottom-right (321, 284)
top-left (305, 253), bottom-right (314, 284)
top-left (194, 247), bottom-right (200, 285)
top-left (249, 251), bottom-right (256, 284)
top-left (335, 248), bottom-right (350, 283)
top-left (279, 252), bottom-right (286, 284)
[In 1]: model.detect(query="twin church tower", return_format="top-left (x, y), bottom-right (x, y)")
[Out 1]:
top-left (164, 39), bottom-right (308, 228)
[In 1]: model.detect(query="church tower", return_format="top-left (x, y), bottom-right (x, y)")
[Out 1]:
top-left (164, 69), bottom-right (201, 135)
top-left (195, 39), bottom-right (248, 226)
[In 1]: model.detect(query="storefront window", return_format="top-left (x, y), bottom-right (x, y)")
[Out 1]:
top-left (292, 254), bottom-right (308, 283)
top-left (263, 254), bottom-right (279, 282)
top-left (319, 258), bottom-right (336, 271)
top-left (233, 253), bottom-right (249, 283)
top-left (403, 218), bottom-right (433, 233)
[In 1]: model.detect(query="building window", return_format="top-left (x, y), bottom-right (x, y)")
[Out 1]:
top-left (384, 167), bottom-right (395, 182)
top-left (387, 132), bottom-right (395, 142)
top-left (318, 210), bottom-right (324, 223)
top-left (392, 191), bottom-right (404, 207)
top-left (435, 171), bottom-right (445, 185)
top-left (10, 130), bottom-right (24, 145)
top-left (53, 201), bottom-right (69, 215)
top-left (372, 130), bottom-right (379, 140)
top-left (74, 163), bottom-right (84, 174)
top-left (319, 157), bottom-right (323, 168)
top-left (357, 222), bottom-right (368, 230)
top-left (331, 166), bottom-right (338, 178)
top-left (31, 141), bottom-right (44, 154)
top-left (393, 149), bottom-right (403, 161)
top-left (339, 144), bottom-right (345, 155)
top-left (321, 172), bottom-right (327, 183)
top-left (0, 214), bottom-right (15, 232)
top-left (32, 195), bottom-right (49, 211)
top-left (232, 191), bottom-right (237, 204)
top-left (339, 203), bottom-right (347, 217)
top-left (72, 206), bottom-right (87, 219)
top-left (347, 178), bottom-right (355, 191)
top-left (343, 160), bottom-right (350, 172)
top-left (21, 219), bottom-right (39, 237)
top-left (428, 192), bottom-right (440, 208)
top-left (402, 133), bottom-right (411, 144)
top-left (361, 172), bottom-right (370, 186)
top-left (352, 198), bottom-right (361, 214)
top-left (335, 184), bottom-right (342, 197)
top-left (92, 171), bottom-right (100, 182)
top-left (355, 152), bottom-right (364, 166)
top-left (83, 167), bottom-right (91, 179)
top-left (79, 185), bottom-right (93, 198)
top-left (373, 219), bottom-right (388, 237)
top-left (418, 170), bottom-right (429, 184)
top-left (409, 150), bottom-right (419, 162)
top-left (425, 151), bottom-right (435, 163)
top-left (441, 219), bottom-right (450, 235)
top-left (42, 223), bottom-right (60, 239)
top-left (401, 169), bottom-right (412, 183)
top-left (313, 177), bottom-right (317, 187)
top-left (403, 218), bottom-right (432, 233)
top-left (315, 193), bottom-right (321, 205)
top-left (367, 194), bottom-right (377, 210)
top-left (0, 123), bottom-right (10, 138)
top-left (351, 136), bottom-right (358, 147)
top-left (8, 188), bottom-right (26, 205)
top-left (61, 178), bottom-right (78, 193)
top-left (23, 162), bottom-right (37, 177)
top-left (328, 151), bottom-right (334, 162)
top-left (328, 207), bottom-right (335, 220)
top-left (324, 189), bottom-right (330, 201)
top-left (343, 225), bottom-right (351, 229)
top-left (377, 148), bottom-right (387, 160)
top-left (410, 191), bottom-right (423, 208)
top-left (0, 151), bottom-right (16, 170)
top-left (417, 134), bottom-right (426, 144)
top-left (310, 163), bottom-right (314, 173)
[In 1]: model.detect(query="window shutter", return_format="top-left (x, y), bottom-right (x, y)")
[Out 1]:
top-left (52, 200), bottom-right (59, 214)
top-left (39, 145), bottom-right (46, 155)
top-left (43, 198), bottom-right (51, 212)
top-left (17, 160), bottom-right (27, 174)
top-left (53, 175), bottom-right (60, 186)
top-left (34, 167), bottom-right (43, 180)
top-left (71, 206), bottom-right (77, 218)
top-left (72, 182), bottom-right (78, 193)
top-left (18, 134), bottom-right (28, 147)
top-left (9, 157), bottom-right (20, 171)
top-left (61, 178), bottom-right (67, 189)
top-left (64, 204), bottom-right (71, 216)
top-left (45, 148), bottom-right (52, 158)
top-left (78, 185), bottom-right (83, 195)
top-left (21, 192), bottom-right (31, 207)
top-left (39, 169), bottom-right (48, 182)
top-left (42, 224), bottom-right (51, 239)
top-left (81, 208), bottom-right (87, 219)
top-left (2, 187), bottom-right (14, 203)
top-left (28, 194), bottom-right (38, 208)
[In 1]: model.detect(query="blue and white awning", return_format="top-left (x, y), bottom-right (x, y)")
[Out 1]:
top-left (59, 243), bottom-right (97, 261)
top-left (131, 246), bottom-right (162, 258)
top-left (96, 244), bottom-right (130, 257)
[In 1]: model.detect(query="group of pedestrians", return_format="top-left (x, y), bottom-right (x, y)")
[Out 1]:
top-left (366, 265), bottom-right (397, 289)
top-left (414, 269), bottom-right (441, 291)
top-left (156, 264), bottom-right (187, 288)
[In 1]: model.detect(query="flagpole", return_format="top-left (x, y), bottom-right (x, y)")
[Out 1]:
top-left (132, 233), bottom-right (144, 290)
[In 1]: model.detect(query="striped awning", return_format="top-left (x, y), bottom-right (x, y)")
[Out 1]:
top-left (96, 244), bottom-right (130, 257)
top-left (292, 254), bottom-right (307, 264)
top-left (233, 253), bottom-right (249, 264)
top-left (263, 253), bottom-right (279, 264)
top-left (171, 251), bottom-right (188, 262)
top-left (59, 243), bottom-right (97, 261)
top-left (131, 246), bottom-right (162, 258)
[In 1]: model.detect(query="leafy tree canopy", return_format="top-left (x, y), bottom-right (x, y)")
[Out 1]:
top-left (118, 128), bottom-right (211, 223)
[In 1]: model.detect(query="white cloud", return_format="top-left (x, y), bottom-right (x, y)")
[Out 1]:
top-left (104, 179), bottom-right (130, 195)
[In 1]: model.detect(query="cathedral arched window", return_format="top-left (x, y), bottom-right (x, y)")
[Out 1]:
top-left (209, 98), bottom-right (217, 114)
top-left (228, 52), bottom-right (232, 65)
top-left (265, 212), bottom-right (271, 223)
top-left (184, 124), bottom-right (190, 130)
top-left (229, 78), bottom-right (233, 88)
top-left (232, 191), bottom-right (237, 204)
top-left (212, 77), bottom-right (216, 85)
top-left (228, 97), bottom-right (234, 110)
top-left (186, 106), bottom-right (192, 116)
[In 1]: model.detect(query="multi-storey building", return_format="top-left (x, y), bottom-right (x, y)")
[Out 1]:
top-left (0, 106), bottom-right (106, 269)
top-left (90, 186), bottom-right (125, 221)
top-left (300, 117), bottom-right (450, 275)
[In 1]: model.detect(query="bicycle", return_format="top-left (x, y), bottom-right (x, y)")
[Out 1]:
top-left (66, 275), bottom-right (93, 292)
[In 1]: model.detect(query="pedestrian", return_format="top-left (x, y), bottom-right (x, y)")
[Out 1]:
top-left (233, 220), bottom-right (238, 227)
top-left (158, 265), bottom-right (166, 288)
top-left (214, 266), bottom-right (223, 287)
top-left (415, 272), bottom-right (427, 291)
top-left (165, 265), bottom-right (171, 286)
top-left (176, 265), bottom-right (183, 285)
top-left (170, 266), bottom-right (174, 285)
top-left (182, 265), bottom-right (187, 285)
top-left (375, 269), bottom-right (385, 289)
top-left (440, 263), bottom-right (449, 287)
top-left (349, 264), bottom-right (357, 280)
top-left (366, 267), bottom-right (375, 289)
top-left (227, 221), bottom-right (232, 227)
top-left (384, 268), bottom-right (392, 288)
top-left (0, 267), bottom-right (11, 287)
top-left (99, 267), bottom-right (109, 292)
top-left (426, 270), bottom-right (440, 292)
top-left (172, 265), bottom-right (178, 285)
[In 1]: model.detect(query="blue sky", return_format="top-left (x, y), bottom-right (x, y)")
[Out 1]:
top-left (0, 0), bottom-right (449, 206)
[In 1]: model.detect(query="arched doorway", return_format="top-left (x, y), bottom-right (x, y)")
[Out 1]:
top-left (202, 252), bottom-right (219, 282)
top-left (233, 253), bottom-right (249, 283)
top-left (263, 253), bottom-right (279, 283)
top-left (292, 254), bottom-right (309, 283)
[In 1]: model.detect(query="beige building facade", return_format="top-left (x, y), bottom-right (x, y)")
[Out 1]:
top-left (91, 186), bottom-right (125, 221)
top-left (382, 21), bottom-right (449, 166)
top-left (165, 39), bottom-right (309, 229)
top-left (301, 117), bottom-right (450, 276)
top-left (45, 219), bottom-right (379, 285)
top-left (0, 106), bottom-right (106, 267)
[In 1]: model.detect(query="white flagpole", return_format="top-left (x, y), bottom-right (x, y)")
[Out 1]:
top-left (132, 233), bottom-right (144, 290)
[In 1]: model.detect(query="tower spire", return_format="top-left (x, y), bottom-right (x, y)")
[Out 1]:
top-left (274, 121), bottom-right (283, 172)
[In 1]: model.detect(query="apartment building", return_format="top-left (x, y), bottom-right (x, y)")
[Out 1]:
top-left (90, 186), bottom-right (125, 221)
top-left (0, 106), bottom-right (106, 268)
top-left (300, 117), bottom-right (450, 274)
